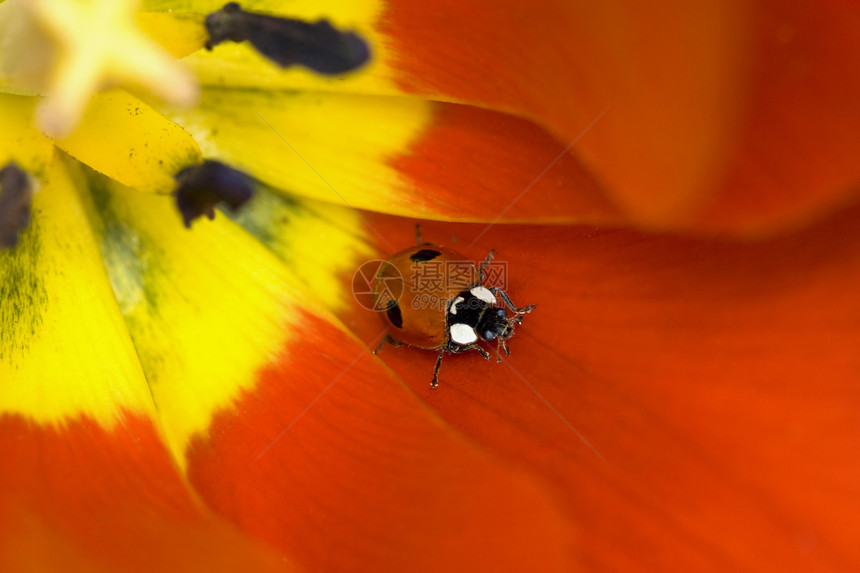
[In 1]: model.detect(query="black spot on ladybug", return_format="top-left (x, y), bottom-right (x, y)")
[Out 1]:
top-left (409, 249), bottom-right (441, 263)
top-left (173, 160), bottom-right (254, 228)
top-left (0, 162), bottom-right (33, 248)
top-left (385, 299), bottom-right (403, 329)
top-left (205, 2), bottom-right (370, 75)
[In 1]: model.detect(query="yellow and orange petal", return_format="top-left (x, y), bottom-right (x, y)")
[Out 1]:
top-left (338, 210), bottom-right (860, 571)
top-left (4, 1), bottom-right (860, 571)
top-left (187, 312), bottom-right (575, 572)
top-left (75, 167), bottom-right (577, 570)
top-left (137, 0), bottom-right (860, 236)
top-left (163, 88), bottom-right (617, 223)
top-left (0, 156), bottom-right (293, 572)
top-left (377, 0), bottom-right (860, 236)
top-left (0, 414), bottom-right (295, 573)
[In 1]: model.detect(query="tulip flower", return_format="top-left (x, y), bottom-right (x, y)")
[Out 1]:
top-left (1, 1), bottom-right (859, 572)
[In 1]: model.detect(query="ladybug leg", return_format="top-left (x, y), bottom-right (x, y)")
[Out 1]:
top-left (491, 287), bottom-right (537, 315)
top-left (373, 334), bottom-right (402, 355)
top-left (478, 250), bottom-right (496, 283)
top-left (485, 335), bottom-right (511, 363)
top-left (431, 347), bottom-right (446, 389)
top-left (451, 343), bottom-right (491, 361)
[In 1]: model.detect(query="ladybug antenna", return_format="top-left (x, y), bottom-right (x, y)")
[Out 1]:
top-left (478, 250), bottom-right (496, 284)
top-left (431, 348), bottom-right (445, 388)
top-left (496, 338), bottom-right (511, 361)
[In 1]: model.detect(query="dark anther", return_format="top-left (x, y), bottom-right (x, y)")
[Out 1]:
top-left (205, 2), bottom-right (370, 75)
top-left (173, 160), bottom-right (254, 228)
top-left (0, 162), bottom-right (33, 248)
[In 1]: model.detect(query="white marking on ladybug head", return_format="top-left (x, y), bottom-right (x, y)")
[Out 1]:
top-left (470, 286), bottom-right (496, 305)
top-left (450, 323), bottom-right (478, 345)
top-left (449, 296), bottom-right (465, 315)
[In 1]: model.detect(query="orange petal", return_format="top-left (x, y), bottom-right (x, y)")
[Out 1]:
top-left (185, 312), bottom-right (574, 572)
top-left (0, 414), bottom-right (294, 573)
top-left (0, 156), bottom-right (292, 572)
top-left (389, 103), bottom-right (618, 223)
top-left (340, 209), bottom-right (860, 570)
top-left (164, 88), bottom-right (618, 223)
top-left (380, 1), bottom-right (860, 235)
top-left (691, 2), bottom-right (860, 234)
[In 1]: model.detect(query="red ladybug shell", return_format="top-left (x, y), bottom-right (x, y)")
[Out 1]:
top-left (373, 245), bottom-right (478, 349)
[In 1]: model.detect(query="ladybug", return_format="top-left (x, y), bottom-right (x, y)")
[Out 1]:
top-left (372, 227), bottom-right (536, 388)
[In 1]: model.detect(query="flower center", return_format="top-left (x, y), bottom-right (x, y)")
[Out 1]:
top-left (0, 0), bottom-right (198, 137)
top-left (0, 1), bottom-right (372, 246)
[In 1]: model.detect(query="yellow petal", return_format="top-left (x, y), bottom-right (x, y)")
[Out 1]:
top-left (81, 166), bottom-right (371, 469)
top-left (226, 184), bottom-right (375, 312)
top-left (0, 93), bottom-right (53, 177)
top-left (136, 11), bottom-right (208, 58)
top-left (0, 155), bottom-right (156, 428)
top-left (54, 89), bottom-right (202, 194)
top-left (145, 0), bottom-right (399, 95)
top-left (163, 87), bottom-right (434, 216)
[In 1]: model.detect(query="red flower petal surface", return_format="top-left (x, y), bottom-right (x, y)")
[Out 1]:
top-left (185, 310), bottom-right (573, 572)
top-left (339, 206), bottom-right (860, 571)
top-left (0, 414), bottom-right (292, 573)
top-left (381, 0), bottom-right (860, 235)
top-left (0, 156), bottom-right (290, 572)
top-left (389, 103), bottom-right (618, 223)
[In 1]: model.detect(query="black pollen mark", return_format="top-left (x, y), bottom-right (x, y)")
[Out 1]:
top-left (0, 162), bottom-right (33, 248)
top-left (173, 160), bottom-right (254, 228)
top-left (385, 299), bottom-right (404, 328)
top-left (410, 249), bottom-right (442, 263)
top-left (205, 3), bottom-right (370, 75)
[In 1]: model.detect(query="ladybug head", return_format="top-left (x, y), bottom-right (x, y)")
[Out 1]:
top-left (478, 306), bottom-right (531, 357)
top-left (447, 285), bottom-right (535, 358)
top-left (477, 307), bottom-right (510, 342)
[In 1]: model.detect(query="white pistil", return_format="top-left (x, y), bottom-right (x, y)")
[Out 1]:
top-left (0, 0), bottom-right (198, 137)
